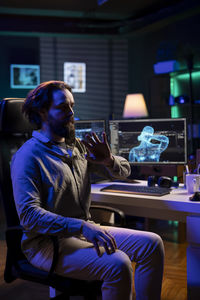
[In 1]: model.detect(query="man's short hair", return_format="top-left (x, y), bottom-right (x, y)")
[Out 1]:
top-left (22, 80), bottom-right (72, 128)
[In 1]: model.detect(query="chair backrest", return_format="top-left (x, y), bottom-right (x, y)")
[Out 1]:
top-left (0, 99), bottom-right (103, 299)
top-left (0, 98), bottom-right (35, 227)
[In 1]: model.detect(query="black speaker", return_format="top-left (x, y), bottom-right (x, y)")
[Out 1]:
top-left (147, 176), bottom-right (179, 188)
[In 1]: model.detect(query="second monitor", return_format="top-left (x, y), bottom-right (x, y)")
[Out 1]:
top-left (75, 119), bottom-right (106, 140)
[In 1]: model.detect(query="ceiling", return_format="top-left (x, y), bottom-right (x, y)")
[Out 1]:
top-left (0, 0), bottom-right (200, 35)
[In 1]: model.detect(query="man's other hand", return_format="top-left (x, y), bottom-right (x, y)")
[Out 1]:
top-left (81, 221), bottom-right (117, 257)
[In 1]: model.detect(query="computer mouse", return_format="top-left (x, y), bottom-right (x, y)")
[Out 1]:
top-left (189, 192), bottom-right (200, 201)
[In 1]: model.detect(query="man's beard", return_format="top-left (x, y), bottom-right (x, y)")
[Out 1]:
top-left (47, 115), bottom-right (76, 145)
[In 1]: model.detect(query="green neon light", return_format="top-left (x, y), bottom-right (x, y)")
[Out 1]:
top-left (168, 220), bottom-right (179, 227)
top-left (171, 105), bottom-right (180, 118)
top-left (170, 76), bottom-right (174, 94)
top-left (170, 70), bottom-right (200, 97)
top-left (171, 71), bottom-right (200, 80)
top-left (173, 221), bottom-right (179, 227)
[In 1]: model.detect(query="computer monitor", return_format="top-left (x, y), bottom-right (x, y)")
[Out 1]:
top-left (109, 118), bottom-right (187, 165)
top-left (75, 119), bottom-right (106, 140)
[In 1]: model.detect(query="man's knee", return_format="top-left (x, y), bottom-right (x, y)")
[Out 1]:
top-left (153, 233), bottom-right (165, 263)
top-left (133, 232), bottom-right (164, 263)
top-left (149, 233), bottom-right (164, 256)
top-left (103, 250), bottom-right (133, 283)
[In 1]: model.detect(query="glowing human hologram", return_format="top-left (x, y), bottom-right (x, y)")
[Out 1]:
top-left (129, 126), bottom-right (169, 162)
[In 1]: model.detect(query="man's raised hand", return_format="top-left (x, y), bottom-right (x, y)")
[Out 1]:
top-left (81, 132), bottom-right (114, 167)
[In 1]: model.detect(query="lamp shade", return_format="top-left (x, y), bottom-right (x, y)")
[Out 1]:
top-left (123, 94), bottom-right (148, 118)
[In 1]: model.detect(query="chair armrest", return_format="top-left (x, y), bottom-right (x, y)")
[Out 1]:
top-left (90, 205), bottom-right (126, 227)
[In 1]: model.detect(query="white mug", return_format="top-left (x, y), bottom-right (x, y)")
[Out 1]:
top-left (186, 174), bottom-right (200, 194)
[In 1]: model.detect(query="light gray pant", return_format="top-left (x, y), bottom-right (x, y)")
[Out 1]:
top-left (30, 227), bottom-right (164, 300)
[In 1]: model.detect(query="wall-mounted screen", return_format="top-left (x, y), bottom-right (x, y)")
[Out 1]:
top-left (64, 62), bottom-right (86, 93)
top-left (10, 64), bottom-right (40, 89)
top-left (109, 118), bottom-right (187, 165)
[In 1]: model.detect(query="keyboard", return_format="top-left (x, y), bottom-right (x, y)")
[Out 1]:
top-left (100, 184), bottom-right (171, 196)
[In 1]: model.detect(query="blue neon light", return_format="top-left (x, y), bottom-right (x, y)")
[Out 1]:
top-left (154, 60), bottom-right (179, 74)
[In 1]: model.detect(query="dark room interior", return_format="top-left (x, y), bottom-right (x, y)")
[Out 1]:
top-left (1, 1), bottom-right (200, 299)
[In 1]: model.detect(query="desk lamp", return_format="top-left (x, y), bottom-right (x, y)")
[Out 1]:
top-left (123, 94), bottom-right (148, 118)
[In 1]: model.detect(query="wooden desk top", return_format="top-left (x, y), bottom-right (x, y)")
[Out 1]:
top-left (90, 181), bottom-right (200, 222)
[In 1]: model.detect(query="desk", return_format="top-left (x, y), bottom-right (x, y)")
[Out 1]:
top-left (90, 181), bottom-right (200, 300)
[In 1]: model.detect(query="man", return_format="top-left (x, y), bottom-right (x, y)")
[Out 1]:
top-left (11, 81), bottom-right (164, 300)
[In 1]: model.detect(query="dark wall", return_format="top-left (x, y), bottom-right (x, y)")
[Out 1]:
top-left (39, 36), bottom-right (128, 120)
top-left (1, 12), bottom-right (200, 120)
top-left (0, 36), bottom-right (40, 99)
top-left (128, 13), bottom-right (200, 118)
top-left (0, 34), bottom-right (128, 120)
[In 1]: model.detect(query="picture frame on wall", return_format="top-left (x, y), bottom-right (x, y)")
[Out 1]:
top-left (64, 62), bottom-right (86, 93)
top-left (10, 64), bottom-right (40, 89)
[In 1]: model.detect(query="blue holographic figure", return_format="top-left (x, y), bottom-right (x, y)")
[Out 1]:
top-left (129, 126), bottom-right (169, 162)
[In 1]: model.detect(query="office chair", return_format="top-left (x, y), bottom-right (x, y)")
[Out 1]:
top-left (0, 98), bottom-right (125, 300)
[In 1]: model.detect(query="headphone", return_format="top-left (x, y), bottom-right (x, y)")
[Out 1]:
top-left (147, 176), bottom-right (179, 188)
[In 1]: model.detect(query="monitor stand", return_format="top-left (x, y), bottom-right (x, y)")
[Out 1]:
top-left (129, 164), bottom-right (184, 182)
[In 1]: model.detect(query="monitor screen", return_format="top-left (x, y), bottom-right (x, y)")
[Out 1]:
top-left (109, 118), bottom-right (187, 165)
top-left (10, 64), bottom-right (40, 89)
top-left (75, 120), bottom-right (105, 140)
